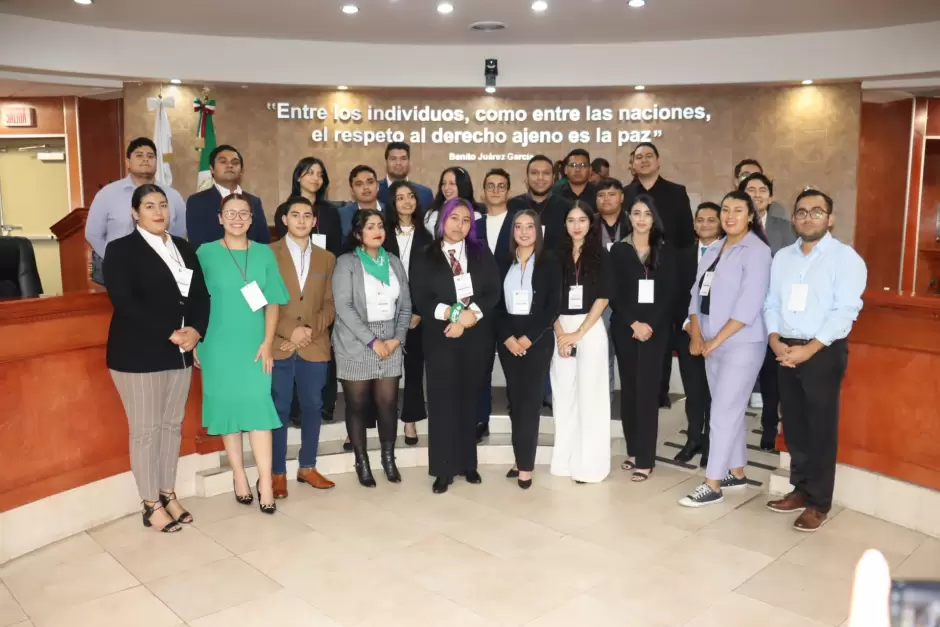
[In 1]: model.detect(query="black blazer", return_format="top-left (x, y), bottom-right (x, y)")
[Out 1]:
top-left (186, 187), bottom-right (270, 250)
top-left (608, 241), bottom-right (677, 332)
top-left (507, 194), bottom-right (571, 252)
top-left (674, 244), bottom-right (699, 326)
top-left (475, 209), bottom-right (518, 278)
top-left (622, 176), bottom-right (695, 249)
top-left (383, 224), bottom-right (434, 315)
top-left (495, 252), bottom-right (562, 344)
top-left (104, 230), bottom-right (210, 373)
top-left (273, 200), bottom-right (343, 258)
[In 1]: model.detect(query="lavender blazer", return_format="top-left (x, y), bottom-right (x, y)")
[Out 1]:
top-left (689, 230), bottom-right (771, 344)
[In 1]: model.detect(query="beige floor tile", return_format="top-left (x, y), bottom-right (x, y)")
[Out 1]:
top-left (648, 534), bottom-right (774, 592)
top-left (817, 510), bottom-right (926, 557)
top-left (445, 510), bottom-right (564, 560)
top-left (0, 583), bottom-right (27, 627)
top-left (353, 591), bottom-right (495, 627)
top-left (375, 491), bottom-right (500, 535)
top-left (782, 529), bottom-right (911, 579)
top-left (519, 593), bottom-right (640, 627)
top-left (87, 514), bottom-right (160, 553)
top-left (179, 493), bottom-right (258, 527)
top-left (642, 478), bottom-right (764, 532)
top-left (736, 558), bottom-right (853, 626)
top-left (894, 537), bottom-right (940, 579)
top-left (30, 586), bottom-right (182, 627)
top-left (372, 534), bottom-right (505, 594)
top-left (696, 507), bottom-right (813, 558)
top-left (683, 592), bottom-right (830, 627)
top-left (197, 509), bottom-right (312, 555)
top-left (9, 622), bottom-right (33, 627)
top-left (508, 535), bottom-right (623, 593)
top-left (106, 527), bottom-right (232, 583)
top-left (569, 510), bottom-right (690, 562)
top-left (145, 556), bottom-right (281, 622)
top-left (187, 590), bottom-right (340, 627)
top-left (0, 534), bottom-right (103, 580)
top-left (239, 530), bottom-right (368, 583)
top-left (2, 552), bottom-right (138, 618)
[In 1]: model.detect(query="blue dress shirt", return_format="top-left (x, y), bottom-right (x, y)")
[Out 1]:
top-left (763, 232), bottom-right (867, 345)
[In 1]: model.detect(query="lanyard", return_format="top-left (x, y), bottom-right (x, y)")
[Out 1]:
top-left (517, 256), bottom-right (532, 288)
top-left (224, 241), bottom-right (250, 285)
top-left (399, 227), bottom-right (414, 263)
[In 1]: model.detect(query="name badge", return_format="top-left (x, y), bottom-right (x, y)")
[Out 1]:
top-left (241, 281), bottom-right (268, 312)
top-left (606, 242), bottom-right (613, 252)
top-left (175, 267), bottom-right (194, 298)
top-left (568, 285), bottom-right (584, 310)
top-left (541, 225), bottom-right (546, 236)
top-left (512, 290), bottom-right (532, 315)
top-left (454, 273), bottom-right (474, 300)
top-left (376, 290), bottom-right (393, 317)
top-left (310, 234), bottom-right (327, 250)
top-left (638, 279), bottom-right (655, 304)
top-left (788, 283), bottom-right (809, 312)
top-left (699, 271), bottom-right (715, 297)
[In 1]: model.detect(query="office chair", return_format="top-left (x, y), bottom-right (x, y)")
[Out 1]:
top-left (0, 236), bottom-right (43, 298)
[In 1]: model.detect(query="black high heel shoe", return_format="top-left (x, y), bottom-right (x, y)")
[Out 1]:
top-left (353, 449), bottom-right (377, 488)
top-left (142, 501), bottom-right (181, 533)
top-left (380, 442), bottom-right (402, 483)
top-left (233, 476), bottom-right (253, 505)
top-left (159, 491), bottom-right (193, 524)
top-left (256, 480), bottom-right (276, 515)
top-left (404, 426), bottom-right (419, 446)
top-left (506, 467), bottom-right (520, 479)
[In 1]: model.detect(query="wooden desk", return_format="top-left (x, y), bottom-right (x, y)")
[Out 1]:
top-left (0, 293), bottom-right (220, 513)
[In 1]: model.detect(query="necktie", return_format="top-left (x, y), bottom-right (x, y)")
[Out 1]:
top-left (448, 249), bottom-right (471, 306)
top-left (700, 245), bottom-right (708, 259)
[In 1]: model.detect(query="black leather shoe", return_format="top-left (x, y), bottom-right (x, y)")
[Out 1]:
top-left (506, 468), bottom-right (519, 478)
top-left (380, 441), bottom-right (402, 483)
top-left (465, 470), bottom-right (483, 484)
top-left (321, 410), bottom-right (334, 422)
top-left (673, 441), bottom-right (702, 464)
top-left (759, 434), bottom-right (777, 452)
top-left (518, 478), bottom-right (532, 490)
top-left (475, 423), bottom-right (489, 443)
top-left (659, 395), bottom-right (672, 409)
top-left (432, 476), bottom-right (452, 494)
top-left (353, 449), bottom-right (376, 488)
top-left (343, 438), bottom-right (353, 452)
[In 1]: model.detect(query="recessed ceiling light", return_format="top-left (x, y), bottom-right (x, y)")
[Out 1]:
top-left (532, 1), bottom-right (548, 12)
top-left (73, 0), bottom-right (93, 4)
top-left (628, 0), bottom-right (645, 7)
top-left (169, 79), bottom-right (182, 85)
top-left (437, 2), bottom-right (454, 14)
top-left (341, 4), bottom-right (359, 14)
top-left (337, 85), bottom-right (349, 91)
top-left (634, 85), bottom-right (645, 91)
top-left (802, 79), bottom-right (814, 85)
top-left (485, 86), bottom-right (496, 94)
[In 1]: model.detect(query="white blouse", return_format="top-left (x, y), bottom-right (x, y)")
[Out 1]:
top-left (362, 265), bottom-right (401, 323)
top-left (396, 226), bottom-right (416, 277)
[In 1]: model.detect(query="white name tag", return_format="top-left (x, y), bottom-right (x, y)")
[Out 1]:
top-left (606, 242), bottom-right (613, 252)
top-left (699, 271), bottom-right (715, 297)
top-left (369, 289), bottom-right (393, 320)
top-left (541, 225), bottom-right (546, 236)
top-left (310, 234), bottom-right (327, 250)
top-left (638, 279), bottom-right (655, 304)
top-left (512, 289), bottom-right (532, 315)
top-left (175, 267), bottom-right (194, 297)
top-left (568, 285), bottom-right (584, 310)
top-left (788, 283), bottom-right (809, 312)
top-left (241, 280), bottom-right (268, 312)
top-left (454, 273), bottom-right (474, 300)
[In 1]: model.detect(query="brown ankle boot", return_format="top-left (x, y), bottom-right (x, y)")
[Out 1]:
top-left (272, 473), bottom-right (288, 499)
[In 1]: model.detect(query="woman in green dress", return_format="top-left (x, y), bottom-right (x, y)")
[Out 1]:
top-left (196, 193), bottom-right (289, 514)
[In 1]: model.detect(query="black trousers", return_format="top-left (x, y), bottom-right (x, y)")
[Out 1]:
top-left (778, 339), bottom-right (848, 513)
top-left (675, 330), bottom-right (711, 447)
top-left (758, 345), bottom-right (781, 438)
top-left (660, 323), bottom-right (676, 401)
top-left (612, 323), bottom-right (668, 469)
top-left (498, 337), bottom-right (553, 472)
top-left (321, 327), bottom-right (338, 419)
top-left (401, 326), bottom-right (427, 423)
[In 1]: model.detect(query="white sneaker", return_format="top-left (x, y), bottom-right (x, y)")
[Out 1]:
top-left (749, 393), bottom-right (763, 409)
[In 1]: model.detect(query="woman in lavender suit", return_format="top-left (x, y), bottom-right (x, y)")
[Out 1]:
top-left (679, 190), bottom-right (771, 508)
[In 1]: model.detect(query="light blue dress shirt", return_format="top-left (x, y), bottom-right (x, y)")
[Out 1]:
top-left (763, 232), bottom-right (867, 345)
top-left (503, 256), bottom-right (535, 315)
top-left (84, 175), bottom-right (187, 258)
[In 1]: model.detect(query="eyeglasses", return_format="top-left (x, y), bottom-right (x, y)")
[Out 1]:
top-left (794, 208), bottom-right (829, 220)
top-left (566, 163), bottom-right (589, 170)
top-left (485, 183), bottom-right (508, 191)
top-left (222, 209), bottom-right (252, 220)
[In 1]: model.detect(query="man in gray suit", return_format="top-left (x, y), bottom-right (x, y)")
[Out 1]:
top-left (740, 171), bottom-right (797, 450)
top-left (734, 159), bottom-right (788, 220)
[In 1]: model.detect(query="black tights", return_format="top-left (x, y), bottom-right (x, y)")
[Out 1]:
top-left (341, 377), bottom-right (400, 451)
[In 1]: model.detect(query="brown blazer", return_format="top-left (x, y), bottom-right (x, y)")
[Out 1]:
top-left (271, 237), bottom-right (336, 362)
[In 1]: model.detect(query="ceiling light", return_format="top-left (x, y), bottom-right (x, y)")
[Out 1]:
top-left (485, 86), bottom-right (496, 94)
top-left (802, 79), bottom-right (814, 85)
top-left (532, 1), bottom-right (548, 12)
top-left (169, 79), bottom-right (182, 85)
top-left (628, 0), bottom-right (645, 7)
top-left (73, 0), bottom-right (93, 4)
top-left (634, 85), bottom-right (645, 91)
top-left (341, 4), bottom-right (359, 14)
top-left (337, 85), bottom-right (349, 91)
top-left (437, 2), bottom-right (454, 14)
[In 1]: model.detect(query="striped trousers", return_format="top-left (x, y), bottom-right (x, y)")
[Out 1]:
top-left (110, 368), bottom-right (192, 501)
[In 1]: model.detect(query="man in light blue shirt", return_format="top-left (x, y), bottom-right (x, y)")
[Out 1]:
top-left (762, 188), bottom-right (867, 532)
top-left (84, 138), bottom-right (187, 284)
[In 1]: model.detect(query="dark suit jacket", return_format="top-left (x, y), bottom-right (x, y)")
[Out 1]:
top-left (377, 178), bottom-right (434, 212)
top-left (764, 214), bottom-right (797, 256)
top-left (608, 241), bottom-right (678, 332)
top-left (623, 176), bottom-right (695, 249)
top-left (495, 253), bottom-right (562, 345)
top-left (383, 224), bottom-right (434, 315)
top-left (104, 230), bottom-right (210, 373)
top-left (186, 187), bottom-right (270, 250)
top-left (273, 200), bottom-right (344, 258)
top-left (475, 209), bottom-right (518, 278)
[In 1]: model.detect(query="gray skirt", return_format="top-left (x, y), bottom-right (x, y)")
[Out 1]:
top-left (336, 319), bottom-right (404, 381)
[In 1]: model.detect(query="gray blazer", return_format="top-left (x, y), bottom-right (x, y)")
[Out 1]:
top-left (768, 200), bottom-right (788, 221)
top-left (331, 251), bottom-right (411, 360)
top-left (764, 214), bottom-right (798, 256)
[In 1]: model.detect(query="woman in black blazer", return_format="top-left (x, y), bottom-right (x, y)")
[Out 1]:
top-left (609, 194), bottom-right (677, 482)
top-left (383, 180), bottom-right (434, 444)
top-left (104, 184), bottom-right (210, 533)
top-left (410, 198), bottom-right (501, 494)
top-left (496, 210), bottom-right (561, 489)
top-left (274, 157), bottom-right (343, 257)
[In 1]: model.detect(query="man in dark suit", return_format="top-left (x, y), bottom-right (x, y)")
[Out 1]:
top-left (552, 149), bottom-right (597, 211)
top-left (186, 144), bottom-right (270, 249)
top-left (338, 165), bottom-right (383, 239)
top-left (377, 142), bottom-right (434, 210)
top-left (507, 154), bottom-right (570, 253)
top-left (623, 142), bottom-right (695, 409)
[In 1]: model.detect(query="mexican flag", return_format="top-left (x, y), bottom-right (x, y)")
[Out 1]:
top-left (194, 97), bottom-right (216, 191)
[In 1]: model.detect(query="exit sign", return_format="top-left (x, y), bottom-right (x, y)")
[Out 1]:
top-left (1, 106), bottom-right (37, 128)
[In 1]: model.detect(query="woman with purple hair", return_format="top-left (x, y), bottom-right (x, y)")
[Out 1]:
top-left (410, 198), bottom-right (501, 494)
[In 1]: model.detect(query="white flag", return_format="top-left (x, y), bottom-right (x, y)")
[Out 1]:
top-left (146, 95), bottom-right (176, 187)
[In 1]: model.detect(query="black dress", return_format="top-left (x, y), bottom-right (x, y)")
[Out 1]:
top-left (410, 241), bottom-right (501, 478)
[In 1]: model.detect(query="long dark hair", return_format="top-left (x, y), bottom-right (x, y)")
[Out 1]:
top-left (345, 208), bottom-right (385, 252)
top-left (721, 190), bottom-right (769, 245)
top-left (561, 201), bottom-right (603, 287)
top-left (507, 209), bottom-right (545, 266)
top-left (290, 157), bottom-right (330, 203)
top-left (427, 167), bottom-right (479, 229)
top-left (386, 180), bottom-right (426, 234)
top-left (623, 193), bottom-right (667, 270)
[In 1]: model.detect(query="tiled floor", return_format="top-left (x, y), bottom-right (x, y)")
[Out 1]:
top-left (2, 461), bottom-right (938, 627)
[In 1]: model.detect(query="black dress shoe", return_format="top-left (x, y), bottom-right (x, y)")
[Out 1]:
top-left (518, 478), bottom-right (532, 490)
top-left (475, 423), bottom-right (489, 443)
top-left (343, 438), bottom-right (353, 452)
top-left (673, 441), bottom-right (702, 464)
top-left (759, 435), bottom-right (777, 452)
top-left (465, 470), bottom-right (483, 484)
top-left (322, 411), bottom-right (334, 422)
top-left (432, 477), bottom-right (452, 494)
top-left (506, 468), bottom-right (519, 478)
top-left (659, 395), bottom-right (672, 409)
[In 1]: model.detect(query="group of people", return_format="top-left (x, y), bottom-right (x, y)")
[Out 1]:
top-left (89, 135), bottom-right (866, 535)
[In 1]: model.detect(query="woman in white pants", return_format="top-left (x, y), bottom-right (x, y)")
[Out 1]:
top-left (550, 201), bottom-right (614, 483)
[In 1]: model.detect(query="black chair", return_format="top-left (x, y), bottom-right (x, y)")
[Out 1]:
top-left (0, 236), bottom-right (43, 298)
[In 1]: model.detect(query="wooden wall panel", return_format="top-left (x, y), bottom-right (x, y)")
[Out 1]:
top-left (855, 100), bottom-right (912, 292)
top-left (62, 97), bottom-right (83, 210)
top-left (0, 97), bottom-right (65, 135)
top-left (927, 99), bottom-right (940, 137)
top-left (78, 98), bottom-right (124, 208)
top-left (901, 100), bottom-right (929, 292)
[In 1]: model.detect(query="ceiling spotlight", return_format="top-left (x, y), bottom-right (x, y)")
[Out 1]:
top-left (337, 85), bottom-right (349, 91)
top-left (341, 4), bottom-right (359, 14)
top-left (73, 0), bottom-right (93, 4)
top-left (169, 79), bottom-right (182, 85)
top-left (485, 86), bottom-right (496, 94)
top-left (628, 0), bottom-right (645, 7)
top-left (634, 85), bottom-right (645, 91)
top-left (532, 1), bottom-right (548, 12)
top-left (485, 58), bottom-right (498, 94)
top-left (437, 2), bottom-right (454, 14)
top-left (802, 79), bottom-right (814, 85)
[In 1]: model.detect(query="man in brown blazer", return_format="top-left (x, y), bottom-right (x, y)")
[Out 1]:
top-left (270, 196), bottom-right (337, 498)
